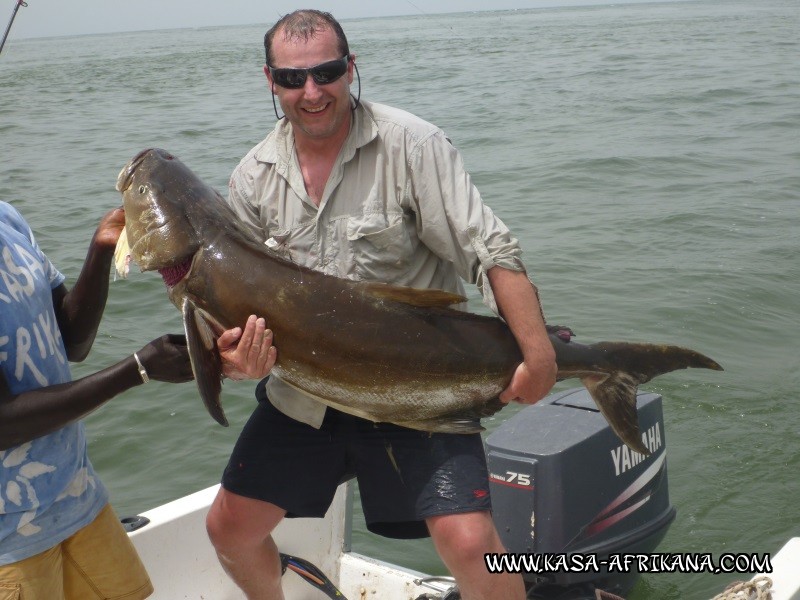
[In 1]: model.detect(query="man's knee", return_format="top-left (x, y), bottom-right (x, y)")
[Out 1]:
top-left (427, 512), bottom-right (505, 563)
top-left (206, 488), bottom-right (285, 551)
top-left (206, 501), bottom-right (235, 550)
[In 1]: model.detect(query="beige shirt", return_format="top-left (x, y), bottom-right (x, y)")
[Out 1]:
top-left (228, 100), bottom-right (526, 427)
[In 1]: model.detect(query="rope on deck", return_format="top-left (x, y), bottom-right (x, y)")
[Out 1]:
top-left (711, 576), bottom-right (773, 600)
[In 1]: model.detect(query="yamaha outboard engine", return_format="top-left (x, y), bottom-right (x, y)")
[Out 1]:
top-left (485, 388), bottom-right (675, 600)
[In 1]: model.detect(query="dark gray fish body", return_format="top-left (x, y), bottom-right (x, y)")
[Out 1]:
top-left (116, 148), bottom-right (722, 454)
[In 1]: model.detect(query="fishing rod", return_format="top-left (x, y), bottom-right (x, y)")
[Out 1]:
top-left (0, 0), bottom-right (28, 57)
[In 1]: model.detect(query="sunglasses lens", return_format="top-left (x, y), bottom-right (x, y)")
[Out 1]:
top-left (270, 57), bottom-right (348, 89)
top-left (272, 68), bottom-right (306, 89)
top-left (310, 59), bottom-right (348, 84)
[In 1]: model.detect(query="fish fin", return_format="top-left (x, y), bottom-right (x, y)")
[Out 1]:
top-left (581, 371), bottom-right (649, 455)
top-left (577, 342), bottom-right (722, 454)
top-left (394, 397), bottom-right (505, 434)
top-left (361, 282), bottom-right (467, 308)
top-left (393, 418), bottom-right (486, 434)
top-left (593, 342), bottom-right (724, 381)
top-left (182, 298), bottom-right (228, 426)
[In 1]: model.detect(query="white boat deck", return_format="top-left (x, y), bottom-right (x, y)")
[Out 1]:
top-left (761, 538), bottom-right (800, 600)
top-left (128, 483), bottom-right (452, 600)
top-left (128, 484), bottom-right (800, 600)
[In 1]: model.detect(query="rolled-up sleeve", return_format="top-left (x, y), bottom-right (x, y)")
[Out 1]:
top-left (407, 130), bottom-right (525, 312)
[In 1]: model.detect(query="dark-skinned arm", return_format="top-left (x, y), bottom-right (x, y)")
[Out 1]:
top-left (54, 207), bottom-right (125, 361)
top-left (0, 334), bottom-right (193, 450)
top-left (0, 208), bottom-right (193, 450)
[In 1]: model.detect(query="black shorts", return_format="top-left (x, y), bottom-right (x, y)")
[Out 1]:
top-left (221, 379), bottom-right (492, 539)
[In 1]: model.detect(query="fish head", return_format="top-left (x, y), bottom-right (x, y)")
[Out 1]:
top-left (115, 148), bottom-right (205, 276)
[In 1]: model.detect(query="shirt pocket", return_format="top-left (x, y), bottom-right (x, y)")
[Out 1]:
top-left (265, 223), bottom-right (316, 267)
top-left (264, 228), bottom-right (292, 260)
top-left (346, 214), bottom-right (413, 281)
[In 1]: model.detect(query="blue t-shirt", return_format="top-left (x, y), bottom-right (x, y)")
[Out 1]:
top-left (0, 201), bottom-right (108, 564)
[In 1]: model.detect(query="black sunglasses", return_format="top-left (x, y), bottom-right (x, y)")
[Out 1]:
top-left (268, 55), bottom-right (350, 89)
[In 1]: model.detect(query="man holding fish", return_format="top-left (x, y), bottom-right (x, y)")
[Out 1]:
top-left (205, 9), bottom-right (557, 600)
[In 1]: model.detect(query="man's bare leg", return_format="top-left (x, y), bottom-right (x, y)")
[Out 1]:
top-left (427, 511), bottom-right (525, 600)
top-left (206, 487), bottom-right (287, 600)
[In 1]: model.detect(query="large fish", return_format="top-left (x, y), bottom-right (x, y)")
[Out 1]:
top-left (115, 148), bottom-right (722, 455)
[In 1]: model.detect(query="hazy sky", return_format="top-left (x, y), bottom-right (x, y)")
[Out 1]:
top-left (6, 0), bottom-right (665, 40)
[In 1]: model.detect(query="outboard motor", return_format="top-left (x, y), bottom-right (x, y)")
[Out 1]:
top-left (485, 387), bottom-right (675, 600)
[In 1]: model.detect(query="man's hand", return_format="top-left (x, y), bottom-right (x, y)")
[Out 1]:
top-left (498, 349), bottom-right (557, 404)
top-left (217, 315), bottom-right (277, 380)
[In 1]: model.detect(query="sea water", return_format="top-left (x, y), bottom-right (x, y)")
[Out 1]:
top-left (1, 1), bottom-right (798, 597)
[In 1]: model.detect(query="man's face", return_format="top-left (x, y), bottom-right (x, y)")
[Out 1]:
top-left (265, 26), bottom-right (354, 142)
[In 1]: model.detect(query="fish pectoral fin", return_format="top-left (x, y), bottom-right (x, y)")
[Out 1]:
top-left (182, 298), bottom-right (227, 426)
top-left (581, 371), bottom-right (649, 455)
top-left (361, 282), bottom-right (467, 308)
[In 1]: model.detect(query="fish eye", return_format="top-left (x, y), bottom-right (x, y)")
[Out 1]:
top-left (138, 185), bottom-right (147, 194)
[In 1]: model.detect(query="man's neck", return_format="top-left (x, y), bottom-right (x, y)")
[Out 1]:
top-left (294, 112), bottom-right (352, 164)
top-left (293, 114), bottom-right (352, 206)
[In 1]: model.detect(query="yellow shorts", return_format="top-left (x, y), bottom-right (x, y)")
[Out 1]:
top-left (0, 503), bottom-right (153, 600)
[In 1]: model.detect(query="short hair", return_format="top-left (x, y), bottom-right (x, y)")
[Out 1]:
top-left (264, 10), bottom-right (350, 66)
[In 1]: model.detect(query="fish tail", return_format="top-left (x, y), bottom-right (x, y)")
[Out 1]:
top-left (582, 371), bottom-right (651, 455)
top-left (580, 342), bottom-right (723, 455)
top-left (592, 342), bottom-right (724, 381)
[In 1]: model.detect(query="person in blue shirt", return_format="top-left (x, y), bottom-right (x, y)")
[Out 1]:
top-left (0, 201), bottom-right (193, 599)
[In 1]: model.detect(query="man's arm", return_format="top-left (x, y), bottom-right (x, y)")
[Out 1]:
top-left (487, 266), bottom-right (557, 404)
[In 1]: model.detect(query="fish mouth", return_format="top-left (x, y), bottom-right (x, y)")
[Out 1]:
top-left (116, 149), bottom-right (151, 193)
top-left (158, 256), bottom-right (193, 288)
top-left (116, 148), bottom-right (176, 193)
